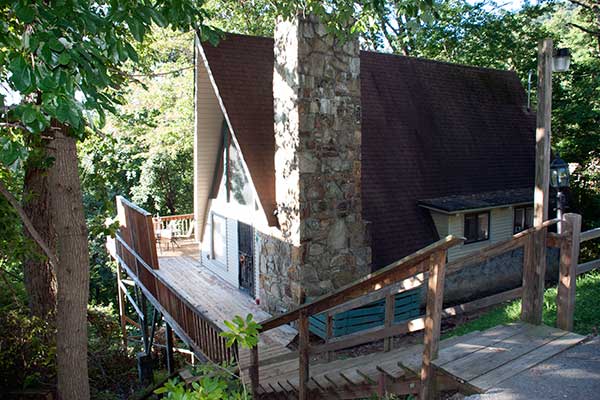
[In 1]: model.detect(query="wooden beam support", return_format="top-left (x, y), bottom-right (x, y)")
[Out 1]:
top-left (557, 213), bottom-right (582, 331)
top-left (383, 292), bottom-right (395, 352)
top-left (116, 262), bottom-right (128, 348)
top-left (521, 229), bottom-right (545, 325)
top-left (534, 38), bottom-right (553, 228)
top-left (420, 249), bottom-right (447, 400)
top-left (325, 314), bottom-right (333, 362)
top-left (249, 346), bottom-right (259, 397)
top-left (523, 38), bottom-right (553, 325)
top-left (165, 322), bottom-right (175, 374)
top-left (298, 311), bottom-right (310, 400)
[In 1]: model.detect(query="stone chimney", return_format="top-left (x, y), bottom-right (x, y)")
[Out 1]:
top-left (273, 14), bottom-right (371, 302)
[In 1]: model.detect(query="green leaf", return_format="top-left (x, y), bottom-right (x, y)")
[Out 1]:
top-left (0, 137), bottom-right (27, 168)
top-left (22, 106), bottom-right (37, 124)
top-left (15, 3), bottom-right (36, 24)
top-left (56, 97), bottom-right (70, 123)
top-left (128, 19), bottom-right (145, 42)
top-left (9, 55), bottom-right (33, 92)
top-left (48, 37), bottom-right (65, 52)
top-left (58, 52), bottom-right (71, 65)
top-left (150, 9), bottom-right (168, 27)
top-left (123, 42), bottom-right (139, 62)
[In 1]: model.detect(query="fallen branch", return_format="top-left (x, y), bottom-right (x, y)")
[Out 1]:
top-left (0, 178), bottom-right (59, 267)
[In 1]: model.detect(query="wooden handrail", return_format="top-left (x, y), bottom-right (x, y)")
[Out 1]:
top-left (259, 235), bottom-right (465, 333)
top-left (116, 195), bottom-right (152, 217)
top-left (446, 218), bottom-right (561, 275)
top-left (153, 213), bottom-right (194, 221)
top-left (325, 273), bottom-right (426, 317)
top-left (581, 227), bottom-right (600, 243)
top-left (115, 234), bottom-right (224, 334)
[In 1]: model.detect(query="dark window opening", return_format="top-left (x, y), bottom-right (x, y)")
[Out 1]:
top-left (464, 211), bottom-right (490, 244)
top-left (514, 205), bottom-right (534, 234)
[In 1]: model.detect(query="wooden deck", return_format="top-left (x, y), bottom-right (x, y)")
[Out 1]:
top-left (156, 245), bottom-right (297, 352)
top-left (252, 322), bottom-right (585, 398)
top-left (111, 199), bottom-right (598, 400)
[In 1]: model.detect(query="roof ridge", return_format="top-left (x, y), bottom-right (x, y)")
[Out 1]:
top-left (210, 32), bottom-right (516, 75)
top-left (360, 49), bottom-right (516, 75)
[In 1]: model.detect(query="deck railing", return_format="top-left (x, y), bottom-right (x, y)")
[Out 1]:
top-left (110, 196), bottom-right (236, 364)
top-left (107, 197), bottom-right (599, 399)
top-left (246, 215), bottom-right (598, 400)
top-left (249, 235), bottom-right (466, 400)
top-left (153, 213), bottom-right (195, 238)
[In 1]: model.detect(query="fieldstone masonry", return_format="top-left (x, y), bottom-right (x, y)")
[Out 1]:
top-left (260, 14), bottom-right (371, 313)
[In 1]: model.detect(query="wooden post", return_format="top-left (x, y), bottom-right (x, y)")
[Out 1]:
top-left (325, 314), bottom-right (333, 362)
top-left (140, 292), bottom-right (149, 354)
top-left (383, 292), bottom-right (395, 352)
top-left (523, 38), bottom-right (553, 325)
top-left (249, 346), bottom-right (259, 396)
top-left (298, 310), bottom-right (310, 400)
top-left (116, 262), bottom-right (128, 348)
top-left (165, 322), bottom-right (175, 374)
top-left (420, 250), bottom-right (447, 400)
top-left (557, 213), bottom-right (582, 331)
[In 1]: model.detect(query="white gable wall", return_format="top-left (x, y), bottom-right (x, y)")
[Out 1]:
top-left (194, 43), bottom-right (224, 242)
top-left (200, 169), bottom-right (267, 297)
top-left (195, 40), bottom-right (271, 299)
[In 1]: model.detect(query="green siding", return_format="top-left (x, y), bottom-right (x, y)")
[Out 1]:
top-left (309, 288), bottom-right (421, 338)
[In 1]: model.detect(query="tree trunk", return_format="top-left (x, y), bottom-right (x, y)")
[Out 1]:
top-left (48, 125), bottom-right (90, 400)
top-left (22, 147), bottom-right (57, 320)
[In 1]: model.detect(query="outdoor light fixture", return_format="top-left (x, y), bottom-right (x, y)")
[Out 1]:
top-left (550, 155), bottom-right (570, 189)
top-left (552, 48), bottom-right (571, 73)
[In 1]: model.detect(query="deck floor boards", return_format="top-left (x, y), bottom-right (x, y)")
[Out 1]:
top-left (257, 323), bottom-right (585, 397)
top-left (156, 245), bottom-right (297, 353)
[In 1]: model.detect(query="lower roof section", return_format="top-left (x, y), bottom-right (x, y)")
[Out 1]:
top-left (418, 188), bottom-right (533, 214)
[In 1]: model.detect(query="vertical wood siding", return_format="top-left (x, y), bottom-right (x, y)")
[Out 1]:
top-left (194, 48), bottom-right (224, 242)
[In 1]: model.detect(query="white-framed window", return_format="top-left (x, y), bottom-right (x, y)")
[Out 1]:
top-left (464, 211), bottom-right (490, 244)
top-left (211, 213), bottom-right (227, 265)
top-left (514, 205), bottom-right (534, 234)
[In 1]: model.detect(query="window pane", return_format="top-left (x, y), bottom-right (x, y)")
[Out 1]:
top-left (514, 208), bottom-right (525, 233)
top-left (212, 215), bottom-right (226, 264)
top-left (525, 207), bottom-right (534, 229)
top-left (229, 143), bottom-right (253, 206)
top-left (464, 214), bottom-right (477, 243)
top-left (478, 213), bottom-right (489, 240)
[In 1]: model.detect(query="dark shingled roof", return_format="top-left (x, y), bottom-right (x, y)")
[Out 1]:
top-left (200, 34), bottom-right (535, 269)
top-left (200, 35), bottom-right (278, 226)
top-left (418, 188), bottom-right (533, 213)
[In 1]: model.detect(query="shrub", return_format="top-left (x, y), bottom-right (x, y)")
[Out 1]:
top-left (0, 307), bottom-right (56, 392)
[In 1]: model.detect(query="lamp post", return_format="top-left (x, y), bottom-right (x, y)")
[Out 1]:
top-left (550, 155), bottom-right (570, 232)
top-left (523, 39), bottom-right (571, 325)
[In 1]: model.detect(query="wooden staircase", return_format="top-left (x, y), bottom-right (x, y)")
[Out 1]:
top-left (238, 215), bottom-right (589, 399)
top-left (243, 322), bottom-right (584, 399)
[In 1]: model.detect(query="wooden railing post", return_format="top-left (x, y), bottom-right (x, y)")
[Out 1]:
top-left (521, 228), bottom-right (546, 325)
top-left (383, 292), bottom-right (395, 352)
top-left (165, 322), bottom-right (175, 374)
top-left (249, 346), bottom-right (259, 396)
top-left (557, 213), bottom-right (582, 331)
top-left (298, 310), bottom-right (310, 400)
top-left (325, 314), bottom-right (333, 362)
top-left (116, 261), bottom-right (128, 348)
top-left (420, 249), bottom-right (447, 400)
